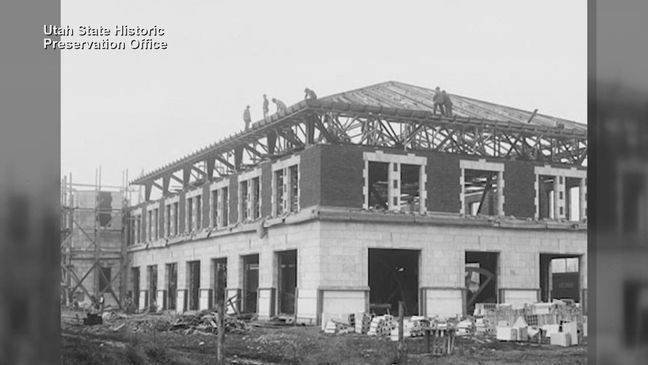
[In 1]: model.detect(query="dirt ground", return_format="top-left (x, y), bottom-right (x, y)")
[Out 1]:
top-left (61, 310), bottom-right (587, 365)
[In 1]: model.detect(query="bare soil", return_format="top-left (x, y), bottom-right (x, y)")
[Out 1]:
top-left (61, 310), bottom-right (586, 365)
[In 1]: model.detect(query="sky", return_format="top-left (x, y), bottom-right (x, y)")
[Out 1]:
top-left (61, 0), bottom-right (588, 188)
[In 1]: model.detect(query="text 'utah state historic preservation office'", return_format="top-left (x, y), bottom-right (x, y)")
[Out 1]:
top-left (43, 25), bottom-right (168, 50)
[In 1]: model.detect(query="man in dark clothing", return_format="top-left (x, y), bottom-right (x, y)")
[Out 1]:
top-left (272, 98), bottom-right (287, 113)
top-left (243, 105), bottom-right (251, 130)
top-left (304, 88), bottom-right (317, 100)
top-left (262, 94), bottom-right (269, 119)
top-left (442, 90), bottom-right (453, 117)
top-left (433, 86), bottom-right (445, 115)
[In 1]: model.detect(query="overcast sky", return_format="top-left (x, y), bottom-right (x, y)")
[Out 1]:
top-left (61, 0), bottom-right (587, 188)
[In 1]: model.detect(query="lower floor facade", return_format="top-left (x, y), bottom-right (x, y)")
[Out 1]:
top-left (127, 211), bottom-right (587, 325)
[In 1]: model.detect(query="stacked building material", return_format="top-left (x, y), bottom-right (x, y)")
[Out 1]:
top-left (323, 320), bottom-right (353, 334)
top-left (456, 319), bottom-right (474, 336)
top-left (367, 315), bottom-right (396, 336)
top-left (354, 312), bottom-right (372, 334)
top-left (388, 316), bottom-right (427, 341)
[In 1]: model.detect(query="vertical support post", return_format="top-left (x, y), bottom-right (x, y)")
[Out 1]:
top-left (182, 167), bottom-right (191, 188)
top-left (579, 178), bottom-right (587, 221)
top-left (388, 162), bottom-right (400, 211)
top-left (397, 301), bottom-right (407, 364)
top-left (555, 175), bottom-right (566, 219)
top-left (306, 117), bottom-right (315, 145)
top-left (216, 265), bottom-right (226, 365)
top-left (206, 158), bottom-right (215, 181)
top-left (553, 176), bottom-right (560, 219)
top-left (234, 146), bottom-right (243, 171)
top-left (497, 171), bottom-right (504, 216)
top-left (162, 175), bottom-right (170, 196)
top-left (267, 131), bottom-right (276, 155)
top-left (144, 183), bottom-right (152, 202)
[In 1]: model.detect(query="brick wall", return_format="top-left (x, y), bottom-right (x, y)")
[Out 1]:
top-left (261, 162), bottom-right (272, 217)
top-left (228, 177), bottom-right (238, 224)
top-left (504, 160), bottom-right (536, 218)
top-left (202, 184), bottom-right (210, 228)
top-left (158, 200), bottom-right (165, 237)
top-left (131, 146), bottom-right (581, 229)
top-left (320, 145), bottom-right (364, 208)
top-left (178, 191), bottom-right (186, 234)
top-left (299, 146), bottom-right (321, 208)
top-left (426, 152), bottom-right (461, 212)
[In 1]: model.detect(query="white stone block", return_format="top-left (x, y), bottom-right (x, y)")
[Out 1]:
top-left (156, 290), bottom-right (165, 311)
top-left (563, 321), bottom-right (579, 345)
top-left (199, 289), bottom-right (211, 311)
top-left (542, 324), bottom-right (560, 337)
top-left (425, 289), bottom-right (462, 318)
top-left (138, 291), bottom-right (148, 311)
top-left (550, 332), bottom-right (572, 347)
top-left (177, 290), bottom-right (186, 313)
top-left (496, 326), bottom-right (516, 341)
top-left (321, 291), bottom-right (365, 315)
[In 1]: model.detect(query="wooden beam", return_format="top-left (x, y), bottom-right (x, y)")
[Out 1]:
top-left (192, 165), bottom-right (206, 177)
top-left (244, 145), bottom-right (264, 159)
top-left (170, 174), bottom-right (183, 185)
top-left (314, 118), bottom-right (338, 144)
top-left (206, 158), bottom-right (215, 180)
top-left (162, 175), bottom-right (170, 195)
top-left (145, 183), bottom-right (152, 201)
top-left (234, 146), bottom-right (243, 170)
top-left (267, 131), bottom-right (277, 155)
top-left (183, 167), bottom-right (191, 187)
top-left (276, 128), bottom-right (304, 147)
top-left (214, 155), bottom-right (235, 170)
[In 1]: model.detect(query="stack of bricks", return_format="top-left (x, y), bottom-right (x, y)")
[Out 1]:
top-left (388, 316), bottom-right (427, 341)
top-left (354, 312), bottom-right (372, 334)
top-left (367, 315), bottom-right (396, 337)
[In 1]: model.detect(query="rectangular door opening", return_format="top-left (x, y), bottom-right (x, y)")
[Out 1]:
top-left (166, 263), bottom-right (177, 310)
top-left (540, 254), bottom-right (581, 303)
top-left (465, 251), bottom-right (499, 314)
top-left (243, 254), bottom-right (259, 313)
top-left (212, 258), bottom-right (227, 308)
top-left (368, 248), bottom-right (419, 316)
top-left (277, 250), bottom-right (297, 315)
top-left (187, 260), bottom-right (201, 310)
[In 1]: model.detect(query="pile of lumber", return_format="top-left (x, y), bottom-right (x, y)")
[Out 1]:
top-left (103, 310), bottom-right (249, 335)
top-left (168, 311), bottom-right (249, 335)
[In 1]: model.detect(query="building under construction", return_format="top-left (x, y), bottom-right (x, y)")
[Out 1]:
top-left (126, 81), bottom-right (587, 325)
top-left (60, 174), bottom-right (132, 308)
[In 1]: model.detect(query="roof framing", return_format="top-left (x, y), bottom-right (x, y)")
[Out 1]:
top-left (131, 99), bottom-right (587, 200)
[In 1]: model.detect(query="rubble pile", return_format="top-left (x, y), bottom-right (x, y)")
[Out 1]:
top-left (100, 310), bottom-right (249, 335)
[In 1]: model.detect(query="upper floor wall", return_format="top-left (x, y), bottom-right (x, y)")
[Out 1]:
top-left (127, 144), bottom-right (586, 245)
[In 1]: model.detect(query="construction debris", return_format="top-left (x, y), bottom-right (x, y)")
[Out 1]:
top-left (320, 300), bottom-right (586, 349)
top-left (94, 310), bottom-right (249, 336)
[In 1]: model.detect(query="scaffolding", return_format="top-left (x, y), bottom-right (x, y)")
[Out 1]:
top-left (60, 168), bottom-right (139, 308)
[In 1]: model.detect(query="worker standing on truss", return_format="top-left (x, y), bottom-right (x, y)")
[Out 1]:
top-left (433, 86), bottom-right (446, 115)
top-left (243, 105), bottom-right (251, 130)
top-left (304, 87), bottom-right (317, 100)
top-left (442, 90), bottom-right (453, 117)
top-left (262, 94), bottom-right (269, 119)
top-left (272, 98), bottom-right (287, 113)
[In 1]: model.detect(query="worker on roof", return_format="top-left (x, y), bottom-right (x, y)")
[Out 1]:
top-left (304, 88), bottom-right (317, 100)
top-left (272, 98), bottom-right (287, 113)
top-left (442, 90), bottom-right (453, 117)
top-left (433, 86), bottom-right (446, 115)
top-left (262, 94), bottom-right (269, 119)
top-left (243, 105), bottom-right (251, 130)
